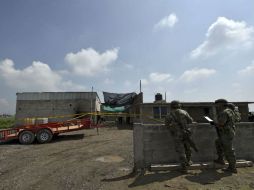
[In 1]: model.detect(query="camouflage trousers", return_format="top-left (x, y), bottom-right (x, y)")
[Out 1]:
top-left (173, 136), bottom-right (192, 168)
top-left (215, 133), bottom-right (236, 168)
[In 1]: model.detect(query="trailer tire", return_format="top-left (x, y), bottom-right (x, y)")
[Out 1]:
top-left (19, 131), bottom-right (35, 145)
top-left (36, 129), bottom-right (53, 143)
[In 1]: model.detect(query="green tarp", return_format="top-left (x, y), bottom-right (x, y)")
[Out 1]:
top-left (102, 105), bottom-right (125, 112)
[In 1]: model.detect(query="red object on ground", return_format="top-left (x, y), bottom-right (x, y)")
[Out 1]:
top-left (0, 118), bottom-right (104, 144)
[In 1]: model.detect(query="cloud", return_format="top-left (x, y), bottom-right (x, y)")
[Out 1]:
top-left (140, 72), bottom-right (173, 88)
top-left (104, 78), bottom-right (115, 85)
top-left (123, 63), bottom-right (134, 69)
top-left (65, 48), bottom-right (118, 76)
top-left (0, 59), bottom-right (86, 92)
top-left (0, 98), bottom-right (10, 114)
top-left (180, 68), bottom-right (216, 82)
top-left (154, 13), bottom-right (178, 30)
top-left (124, 80), bottom-right (131, 86)
top-left (0, 98), bottom-right (9, 107)
top-left (183, 88), bottom-right (198, 94)
top-left (238, 61), bottom-right (254, 75)
top-left (141, 79), bottom-right (149, 86)
top-left (149, 72), bottom-right (173, 83)
top-left (190, 17), bottom-right (254, 59)
top-left (232, 82), bottom-right (241, 88)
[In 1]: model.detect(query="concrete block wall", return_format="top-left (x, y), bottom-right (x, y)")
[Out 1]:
top-left (139, 103), bottom-right (250, 124)
top-left (133, 122), bottom-right (254, 170)
top-left (16, 99), bottom-right (95, 126)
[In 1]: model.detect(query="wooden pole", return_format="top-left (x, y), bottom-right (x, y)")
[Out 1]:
top-left (90, 86), bottom-right (93, 129)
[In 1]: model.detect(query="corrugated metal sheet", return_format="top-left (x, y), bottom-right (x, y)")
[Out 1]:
top-left (16, 92), bottom-right (98, 100)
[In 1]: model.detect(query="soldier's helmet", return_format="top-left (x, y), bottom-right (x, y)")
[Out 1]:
top-left (215, 99), bottom-right (228, 107)
top-left (170, 100), bottom-right (181, 109)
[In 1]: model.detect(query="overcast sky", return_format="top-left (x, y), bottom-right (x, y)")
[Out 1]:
top-left (0, 0), bottom-right (254, 114)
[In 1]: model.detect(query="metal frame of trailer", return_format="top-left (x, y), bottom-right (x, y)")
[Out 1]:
top-left (0, 118), bottom-right (102, 144)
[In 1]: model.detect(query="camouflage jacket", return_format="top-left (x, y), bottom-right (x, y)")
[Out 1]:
top-left (233, 109), bottom-right (241, 123)
top-left (165, 109), bottom-right (193, 136)
top-left (217, 108), bottom-right (238, 136)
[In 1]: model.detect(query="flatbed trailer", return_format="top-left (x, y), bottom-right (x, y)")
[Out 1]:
top-left (0, 118), bottom-right (99, 144)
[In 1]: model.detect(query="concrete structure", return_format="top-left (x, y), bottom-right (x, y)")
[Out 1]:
top-left (133, 122), bottom-right (254, 170)
top-left (132, 94), bottom-right (254, 170)
top-left (137, 101), bottom-right (251, 124)
top-left (16, 92), bottom-right (101, 126)
top-left (100, 92), bottom-right (143, 128)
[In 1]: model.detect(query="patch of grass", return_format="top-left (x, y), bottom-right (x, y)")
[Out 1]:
top-left (0, 117), bottom-right (15, 129)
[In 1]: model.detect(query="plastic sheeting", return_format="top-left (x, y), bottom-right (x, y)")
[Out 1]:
top-left (102, 105), bottom-right (125, 112)
top-left (103, 92), bottom-right (137, 107)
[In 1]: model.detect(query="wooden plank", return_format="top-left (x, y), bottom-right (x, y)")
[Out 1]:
top-left (69, 125), bottom-right (79, 129)
top-left (57, 127), bottom-right (68, 131)
top-left (151, 160), bottom-right (253, 171)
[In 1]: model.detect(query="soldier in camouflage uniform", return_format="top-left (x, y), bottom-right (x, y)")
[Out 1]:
top-left (214, 99), bottom-right (240, 173)
top-left (227, 103), bottom-right (241, 123)
top-left (165, 100), bottom-right (194, 173)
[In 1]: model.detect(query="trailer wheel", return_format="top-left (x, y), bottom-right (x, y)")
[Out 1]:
top-left (19, 131), bottom-right (35, 145)
top-left (36, 129), bottom-right (53, 143)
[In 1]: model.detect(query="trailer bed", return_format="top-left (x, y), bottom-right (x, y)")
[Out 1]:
top-left (0, 118), bottom-right (101, 144)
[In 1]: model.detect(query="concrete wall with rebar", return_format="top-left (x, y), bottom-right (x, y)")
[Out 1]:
top-left (15, 92), bottom-right (101, 126)
top-left (133, 122), bottom-right (254, 170)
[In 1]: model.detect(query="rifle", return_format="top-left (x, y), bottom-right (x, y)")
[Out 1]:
top-left (204, 116), bottom-right (221, 138)
top-left (183, 130), bottom-right (199, 152)
top-left (171, 112), bottom-right (199, 152)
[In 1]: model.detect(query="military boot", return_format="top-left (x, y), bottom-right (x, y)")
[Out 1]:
top-left (186, 154), bottom-right (192, 166)
top-left (186, 160), bottom-right (193, 166)
top-left (223, 162), bottom-right (237, 173)
top-left (222, 167), bottom-right (237, 173)
top-left (214, 157), bottom-right (225, 165)
top-left (180, 163), bottom-right (188, 174)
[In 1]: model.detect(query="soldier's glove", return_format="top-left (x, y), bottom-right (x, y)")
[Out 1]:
top-left (210, 121), bottom-right (215, 125)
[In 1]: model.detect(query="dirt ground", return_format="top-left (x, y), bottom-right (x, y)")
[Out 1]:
top-left (1, 126), bottom-right (254, 190)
